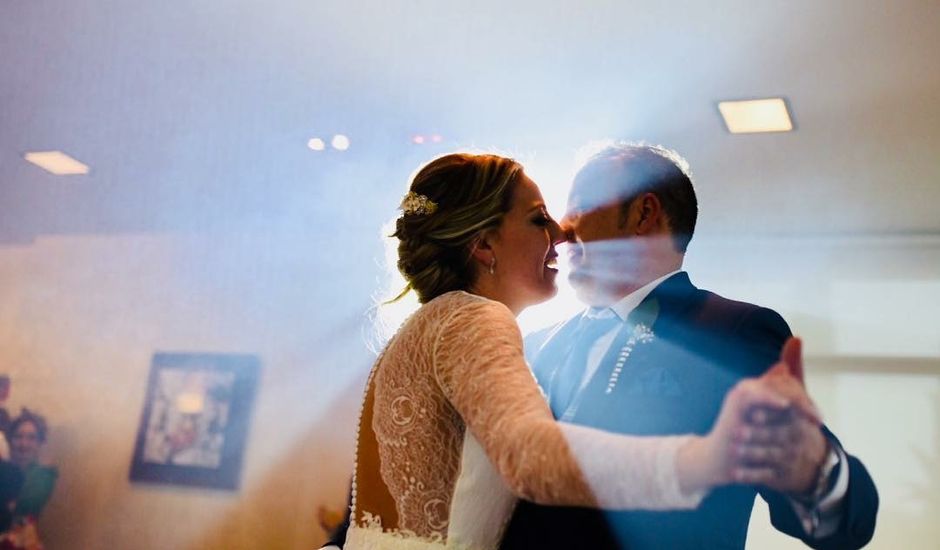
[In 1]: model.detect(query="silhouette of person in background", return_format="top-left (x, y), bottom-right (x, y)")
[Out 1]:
top-left (7, 410), bottom-right (57, 540)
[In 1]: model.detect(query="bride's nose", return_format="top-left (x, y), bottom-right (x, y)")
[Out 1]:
top-left (549, 219), bottom-right (566, 246)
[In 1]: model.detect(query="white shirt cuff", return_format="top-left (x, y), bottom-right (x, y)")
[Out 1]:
top-left (788, 444), bottom-right (850, 538)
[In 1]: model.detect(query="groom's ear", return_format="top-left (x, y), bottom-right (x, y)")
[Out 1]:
top-left (618, 192), bottom-right (667, 236)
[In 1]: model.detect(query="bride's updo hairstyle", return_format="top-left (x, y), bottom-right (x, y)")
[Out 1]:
top-left (392, 153), bottom-right (522, 304)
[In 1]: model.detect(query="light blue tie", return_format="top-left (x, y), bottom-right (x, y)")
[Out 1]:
top-left (550, 310), bottom-right (621, 417)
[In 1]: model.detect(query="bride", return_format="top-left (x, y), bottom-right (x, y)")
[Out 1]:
top-left (342, 153), bottom-right (812, 550)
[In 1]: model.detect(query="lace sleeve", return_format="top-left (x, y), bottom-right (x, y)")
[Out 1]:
top-left (433, 297), bottom-right (705, 510)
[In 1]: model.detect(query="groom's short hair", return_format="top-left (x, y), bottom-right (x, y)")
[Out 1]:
top-left (571, 143), bottom-right (698, 253)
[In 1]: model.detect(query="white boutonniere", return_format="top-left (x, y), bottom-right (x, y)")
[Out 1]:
top-left (605, 323), bottom-right (656, 394)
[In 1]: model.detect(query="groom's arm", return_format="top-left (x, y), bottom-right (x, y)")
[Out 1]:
top-left (744, 363), bottom-right (878, 549)
top-left (759, 430), bottom-right (878, 550)
top-left (731, 307), bottom-right (879, 549)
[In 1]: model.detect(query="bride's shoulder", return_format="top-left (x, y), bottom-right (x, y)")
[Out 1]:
top-left (418, 291), bottom-right (516, 328)
top-left (428, 290), bottom-right (509, 313)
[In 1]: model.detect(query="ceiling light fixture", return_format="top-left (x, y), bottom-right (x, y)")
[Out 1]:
top-left (331, 134), bottom-right (350, 151)
top-left (718, 98), bottom-right (794, 134)
top-left (23, 150), bottom-right (90, 175)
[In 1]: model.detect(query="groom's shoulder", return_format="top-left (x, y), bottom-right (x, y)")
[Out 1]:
top-left (689, 286), bottom-right (789, 336)
top-left (698, 287), bottom-right (772, 317)
top-left (659, 273), bottom-right (783, 331)
top-left (522, 313), bottom-right (581, 360)
top-left (523, 324), bottom-right (554, 352)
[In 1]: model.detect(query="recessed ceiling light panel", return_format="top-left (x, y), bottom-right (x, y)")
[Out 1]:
top-left (24, 150), bottom-right (90, 175)
top-left (718, 98), bottom-right (794, 134)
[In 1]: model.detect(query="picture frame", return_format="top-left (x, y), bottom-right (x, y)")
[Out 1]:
top-left (129, 352), bottom-right (260, 490)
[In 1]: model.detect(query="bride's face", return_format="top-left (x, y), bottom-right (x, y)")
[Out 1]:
top-left (487, 173), bottom-right (564, 311)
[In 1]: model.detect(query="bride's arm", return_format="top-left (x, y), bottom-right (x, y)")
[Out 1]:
top-left (433, 298), bottom-right (789, 510)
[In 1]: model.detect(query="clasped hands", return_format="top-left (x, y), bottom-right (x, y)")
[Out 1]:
top-left (681, 338), bottom-right (830, 498)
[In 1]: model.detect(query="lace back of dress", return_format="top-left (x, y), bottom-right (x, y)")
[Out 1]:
top-left (352, 366), bottom-right (400, 532)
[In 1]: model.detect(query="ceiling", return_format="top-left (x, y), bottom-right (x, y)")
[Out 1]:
top-left (2, 0), bottom-right (938, 245)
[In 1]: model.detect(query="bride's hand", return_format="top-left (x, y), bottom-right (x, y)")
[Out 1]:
top-left (677, 375), bottom-right (799, 495)
top-left (729, 338), bottom-right (829, 494)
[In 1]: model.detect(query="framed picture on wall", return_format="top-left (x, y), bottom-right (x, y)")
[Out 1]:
top-left (129, 352), bottom-right (261, 490)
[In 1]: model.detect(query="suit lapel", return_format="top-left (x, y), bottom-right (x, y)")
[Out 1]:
top-left (528, 314), bottom-right (583, 396)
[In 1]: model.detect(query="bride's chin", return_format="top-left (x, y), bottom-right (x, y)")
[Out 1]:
top-left (539, 283), bottom-right (559, 302)
top-left (515, 287), bottom-right (557, 311)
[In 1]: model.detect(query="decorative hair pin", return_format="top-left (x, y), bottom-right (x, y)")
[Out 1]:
top-left (400, 191), bottom-right (438, 215)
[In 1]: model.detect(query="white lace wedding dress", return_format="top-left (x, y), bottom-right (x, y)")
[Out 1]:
top-left (347, 291), bottom-right (704, 550)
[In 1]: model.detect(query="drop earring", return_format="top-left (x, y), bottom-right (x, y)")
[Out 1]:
top-left (488, 257), bottom-right (496, 275)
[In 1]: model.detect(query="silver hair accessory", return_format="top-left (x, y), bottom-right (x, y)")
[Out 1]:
top-left (488, 257), bottom-right (496, 275)
top-left (400, 191), bottom-right (438, 216)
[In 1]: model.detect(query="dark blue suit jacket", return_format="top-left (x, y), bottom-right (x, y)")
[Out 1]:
top-left (499, 272), bottom-right (878, 550)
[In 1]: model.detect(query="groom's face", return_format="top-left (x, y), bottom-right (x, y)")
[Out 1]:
top-left (561, 189), bottom-right (647, 306)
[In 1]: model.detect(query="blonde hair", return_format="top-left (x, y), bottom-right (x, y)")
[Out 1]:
top-left (391, 153), bottom-right (522, 303)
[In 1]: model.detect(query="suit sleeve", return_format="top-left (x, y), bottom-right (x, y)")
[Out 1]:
top-left (761, 431), bottom-right (879, 550)
top-left (728, 305), bottom-right (791, 378)
top-left (734, 307), bottom-right (879, 549)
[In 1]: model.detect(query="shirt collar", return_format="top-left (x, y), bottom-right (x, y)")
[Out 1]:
top-left (601, 269), bottom-right (682, 322)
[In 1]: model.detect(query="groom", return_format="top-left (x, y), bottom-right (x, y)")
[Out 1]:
top-left (500, 144), bottom-right (878, 549)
